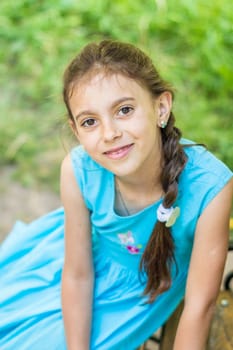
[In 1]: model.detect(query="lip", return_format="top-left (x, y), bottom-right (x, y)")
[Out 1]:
top-left (103, 144), bottom-right (134, 160)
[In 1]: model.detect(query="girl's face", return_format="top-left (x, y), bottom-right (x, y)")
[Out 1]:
top-left (68, 73), bottom-right (171, 181)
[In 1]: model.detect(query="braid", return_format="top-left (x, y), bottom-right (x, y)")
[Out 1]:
top-left (140, 112), bottom-right (187, 303)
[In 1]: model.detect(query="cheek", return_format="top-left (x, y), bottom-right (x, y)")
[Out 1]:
top-left (78, 132), bottom-right (99, 152)
top-left (130, 118), bottom-right (157, 138)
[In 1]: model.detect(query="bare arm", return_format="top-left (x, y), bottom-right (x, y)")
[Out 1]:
top-left (61, 154), bottom-right (94, 350)
top-left (173, 178), bottom-right (233, 350)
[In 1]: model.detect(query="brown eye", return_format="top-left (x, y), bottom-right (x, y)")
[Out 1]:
top-left (81, 118), bottom-right (96, 127)
top-left (119, 106), bottom-right (133, 116)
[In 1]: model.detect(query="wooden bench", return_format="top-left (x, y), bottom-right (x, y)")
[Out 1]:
top-left (158, 290), bottom-right (233, 350)
top-left (158, 239), bottom-right (233, 350)
top-left (141, 235), bottom-right (233, 350)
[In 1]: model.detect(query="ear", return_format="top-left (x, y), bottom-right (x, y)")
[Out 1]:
top-left (156, 91), bottom-right (173, 128)
top-left (69, 119), bottom-right (80, 141)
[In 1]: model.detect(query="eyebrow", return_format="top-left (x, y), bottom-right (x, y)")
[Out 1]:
top-left (74, 97), bottom-right (135, 120)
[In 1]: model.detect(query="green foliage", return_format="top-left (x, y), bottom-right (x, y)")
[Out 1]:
top-left (153, 1), bottom-right (233, 93)
top-left (0, 0), bottom-right (232, 190)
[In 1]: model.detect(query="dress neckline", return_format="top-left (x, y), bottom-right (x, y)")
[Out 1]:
top-left (111, 174), bottom-right (163, 219)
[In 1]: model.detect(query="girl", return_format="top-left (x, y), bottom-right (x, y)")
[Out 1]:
top-left (0, 40), bottom-right (233, 350)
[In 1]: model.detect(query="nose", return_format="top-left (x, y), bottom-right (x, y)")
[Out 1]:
top-left (102, 120), bottom-right (122, 142)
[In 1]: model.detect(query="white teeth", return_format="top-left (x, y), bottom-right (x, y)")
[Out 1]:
top-left (105, 144), bottom-right (132, 157)
top-left (112, 147), bottom-right (126, 155)
top-left (108, 148), bottom-right (124, 155)
top-left (112, 149), bottom-right (121, 154)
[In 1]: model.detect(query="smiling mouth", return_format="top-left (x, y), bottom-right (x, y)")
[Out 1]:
top-left (104, 144), bottom-right (134, 159)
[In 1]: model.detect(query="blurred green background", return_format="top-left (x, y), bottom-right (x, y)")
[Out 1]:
top-left (0, 0), bottom-right (232, 193)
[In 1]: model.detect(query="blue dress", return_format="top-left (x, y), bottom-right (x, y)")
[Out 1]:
top-left (0, 141), bottom-right (232, 350)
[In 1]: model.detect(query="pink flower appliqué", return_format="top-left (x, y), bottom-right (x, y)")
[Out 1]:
top-left (126, 245), bottom-right (140, 254)
top-left (117, 231), bottom-right (142, 255)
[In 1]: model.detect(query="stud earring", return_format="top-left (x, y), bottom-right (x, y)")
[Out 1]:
top-left (160, 120), bottom-right (167, 129)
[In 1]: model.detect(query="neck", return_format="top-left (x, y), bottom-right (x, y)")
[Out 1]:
top-left (116, 153), bottom-right (163, 192)
top-left (115, 165), bottom-right (164, 214)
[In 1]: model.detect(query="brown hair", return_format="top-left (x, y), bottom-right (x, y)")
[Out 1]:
top-left (63, 40), bottom-right (187, 302)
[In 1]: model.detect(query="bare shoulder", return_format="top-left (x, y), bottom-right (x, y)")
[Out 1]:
top-left (60, 152), bottom-right (90, 215)
top-left (60, 153), bottom-right (74, 182)
top-left (60, 153), bottom-right (81, 205)
top-left (199, 176), bottom-right (233, 226)
top-left (194, 177), bottom-right (233, 254)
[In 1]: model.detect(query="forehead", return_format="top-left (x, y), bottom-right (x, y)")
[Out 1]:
top-left (69, 72), bottom-right (151, 106)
